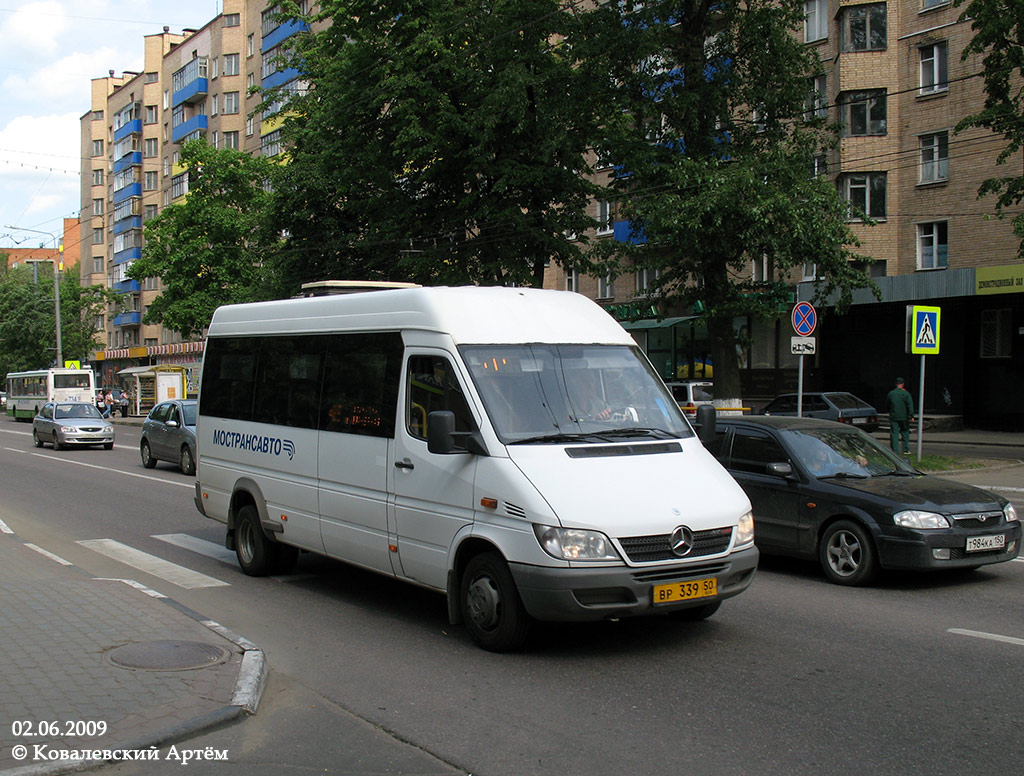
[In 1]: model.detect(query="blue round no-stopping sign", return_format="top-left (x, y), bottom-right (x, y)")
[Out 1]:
top-left (792, 302), bottom-right (817, 336)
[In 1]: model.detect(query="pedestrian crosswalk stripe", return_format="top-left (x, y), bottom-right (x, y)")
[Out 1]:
top-left (77, 538), bottom-right (230, 589)
top-left (153, 533), bottom-right (238, 564)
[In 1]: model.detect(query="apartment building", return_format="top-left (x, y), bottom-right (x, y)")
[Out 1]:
top-left (79, 0), bottom-right (310, 398)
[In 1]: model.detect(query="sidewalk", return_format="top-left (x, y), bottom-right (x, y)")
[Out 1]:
top-left (0, 532), bottom-right (261, 775)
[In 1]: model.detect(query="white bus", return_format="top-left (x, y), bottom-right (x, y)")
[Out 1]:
top-left (5, 367), bottom-right (96, 421)
top-left (194, 286), bottom-right (757, 651)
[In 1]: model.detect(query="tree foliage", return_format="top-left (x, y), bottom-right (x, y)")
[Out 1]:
top-left (268, 0), bottom-right (612, 292)
top-left (128, 140), bottom-right (277, 337)
top-left (0, 260), bottom-right (115, 374)
top-left (956, 0), bottom-right (1024, 253)
top-left (592, 0), bottom-right (871, 400)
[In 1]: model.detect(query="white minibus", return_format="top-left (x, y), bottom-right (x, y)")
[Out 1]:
top-left (194, 286), bottom-right (757, 650)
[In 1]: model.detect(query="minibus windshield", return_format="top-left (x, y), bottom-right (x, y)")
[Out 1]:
top-left (461, 344), bottom-right (692, 444)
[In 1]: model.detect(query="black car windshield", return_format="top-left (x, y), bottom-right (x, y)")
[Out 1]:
top-left (54, 403), bottom-right (103, 420)
top-left (780, 426), bottom-right (916, 478)
top-left (461, 344), bottom-right (692, 444)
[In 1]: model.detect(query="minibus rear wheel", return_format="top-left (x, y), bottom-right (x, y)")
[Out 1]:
top-left (460, 552), bottom-right (531, 652)
top-left (235, 505), bottom-right (296, 576)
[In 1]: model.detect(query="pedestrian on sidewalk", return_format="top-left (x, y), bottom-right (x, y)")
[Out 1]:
top-left (886, 377), bottom-right (914, 455)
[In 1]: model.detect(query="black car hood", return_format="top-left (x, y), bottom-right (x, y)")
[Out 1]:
top-left (830, 474), bottom-right (1002, 513)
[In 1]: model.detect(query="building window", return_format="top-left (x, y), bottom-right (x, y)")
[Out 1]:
top-left (92, 228), bottom-right (104, 245)
top-left (920, 42), bottom-right (948, 94)
top-left (144, 105), bottom-right (158, 124)
top-left (145, 72), bottom-right (158, 83)
top-left (144, 137), bottom-right (158, 157)
top-left (224, 13), bottom-right (240, 27)
top-left (211, 94), bottom-right (219, 116)
top-left (804, 0), bottom-right (828, 43)
top-left (211, 130), bottom-right (219, 149)
top-left (171, 173), bottom-right (189, 200)
top-left (91, 169), bottom-right (104, 186)
top-left (802, 262), bottom-right (819, 281)
top-left (597, 200), bottom-right (614, 235)
top-left (92, 198), bottom-right (104, 216)
top-left (224, 131), bottom-right (240, 150)
top-left (246, 116), bottom-right (255, 136)
top-left (917, 222), bottom-right (948, 269)
top-left (144, 170), bottom-right (159, 191)
top-left (92, 139), bottom-right (104, 157)
top-left (636, 268), bottom-right (660, 295)
top-left (259, 130), bottom-right (280, 156)
top-left (840, 3), bottom-right (887, 52)
top-left (223, 54), bottom-right (240, 76)
top-left (91, 110), bottom-right (103, 121)
top-left (805, 74), bottom-right (827, 120)
top-left (840, 172), bottom-right (887, 219)
top-left (144, 204), bottom-right (158, 221)
top-left (247, 33), bottom-right (255, 58)
top-left (839, 90), bottom-right (886, 136)
top-left (980, 309), bottom-right (1012, 358)
top-left (565, 269), bottom-right (579, 293)
top-left (223, 92), bottom-right (240, 114)
top-left (597, 274), bottom-right (615, 299)
top-left (93, 257), bottom-right (103, 274)
top-left (919, 132), bottom-right (949, 183)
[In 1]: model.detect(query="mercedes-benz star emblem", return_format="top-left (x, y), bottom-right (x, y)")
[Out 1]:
top-left (670, 526), bottom-right (694, 557)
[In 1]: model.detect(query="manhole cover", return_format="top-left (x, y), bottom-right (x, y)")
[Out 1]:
top-left (107, 640), bottom-right (229, 671)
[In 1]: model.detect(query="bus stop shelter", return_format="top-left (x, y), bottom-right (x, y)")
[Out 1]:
top-left (116, 365), bottom-right (188, 415)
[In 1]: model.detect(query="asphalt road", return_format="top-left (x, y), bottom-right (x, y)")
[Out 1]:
top-left (1, 417), bottom-right (1021, 776)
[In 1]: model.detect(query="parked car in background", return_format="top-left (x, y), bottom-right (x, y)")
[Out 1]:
top-left (665, 380), bottom-right (714, 420)
top-left (759, 391), bottom-right (878, 432)
top-left (32, 402), bottom-right (114, 450)
top-left (0, 391), bottom-right (6, 408)
top-left (702, 415), bottom-right (1020, 585)
top-left (141, 399), bottom-right (197, 475)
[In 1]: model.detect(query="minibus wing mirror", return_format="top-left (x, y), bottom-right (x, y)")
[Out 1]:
top-left (695, 404), bottom-right (716, 444)
top-left (427, 411), bottom-right (488, 456)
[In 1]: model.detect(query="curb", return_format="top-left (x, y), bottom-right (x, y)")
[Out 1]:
top-left (0, 566), bottom-right (265, 776)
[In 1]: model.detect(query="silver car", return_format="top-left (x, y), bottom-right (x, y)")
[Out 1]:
top-left (141, 399), bottom-right (197, 475)
top-left (33, 402), bottom-right (115, 450)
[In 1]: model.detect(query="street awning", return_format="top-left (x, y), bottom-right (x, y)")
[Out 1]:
top-left (619, 315), bottom-right (698, 330)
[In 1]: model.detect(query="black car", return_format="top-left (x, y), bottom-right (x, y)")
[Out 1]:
top-left (759, 391), bottom-right (878, 432)
top-left (702, 415), bottom-right (1020, 585)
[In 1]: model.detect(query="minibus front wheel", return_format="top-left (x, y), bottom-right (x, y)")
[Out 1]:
top-left (460, 552), bottom-right (531, 652)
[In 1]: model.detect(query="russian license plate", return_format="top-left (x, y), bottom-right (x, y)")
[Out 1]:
top-left (652, 577), bottom-right (717, 605)
top-left (852, 418), bottom-right (867, 424)
top-left (966, 534), bottom-right (1005, 553)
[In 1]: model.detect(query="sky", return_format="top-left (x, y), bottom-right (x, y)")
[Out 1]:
top-left (0, 1), bottom-right (224, 253)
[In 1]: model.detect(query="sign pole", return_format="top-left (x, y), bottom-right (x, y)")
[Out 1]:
top-left (917, 354), bottom-right (925, 461)
top-left (797, 356), bottom-right (804, 417)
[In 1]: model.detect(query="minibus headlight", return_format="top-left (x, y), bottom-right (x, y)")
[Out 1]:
top-left (736, 510), bottom-right (755, 546)
top-left (534, 525), bottom-right (621, 561)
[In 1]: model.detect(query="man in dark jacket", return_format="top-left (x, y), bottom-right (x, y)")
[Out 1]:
top-left (886, 377), bottom-right (914, 454)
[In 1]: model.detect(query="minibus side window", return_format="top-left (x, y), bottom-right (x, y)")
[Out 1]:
top-left (406, 356), bottom-right (474, 445)
top-left (321, 333), bottom-right (403, 438)
top-left (251, 335), bottom-right (324, 429)
top-left (200, 337), bottom-right (256, 421)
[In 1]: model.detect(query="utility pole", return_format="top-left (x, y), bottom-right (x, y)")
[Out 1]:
top-left (7, 225), bottom-right (63, 367)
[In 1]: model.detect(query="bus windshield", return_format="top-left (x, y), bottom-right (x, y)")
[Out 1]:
top-left (461, 344), bottom-right (692, 444)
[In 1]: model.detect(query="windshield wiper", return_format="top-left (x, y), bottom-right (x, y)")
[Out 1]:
top-left (592, 427), bottom-right (678, 440)
top-left (509, 432), bottom-right (607, 445)
top-left (819, 471), bottom-right (870, 480)
top-left (876, 469), bottom-right (917, 477)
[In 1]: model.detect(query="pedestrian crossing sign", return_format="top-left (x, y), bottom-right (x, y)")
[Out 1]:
top-left (907, 305), bottom-right (941, 355)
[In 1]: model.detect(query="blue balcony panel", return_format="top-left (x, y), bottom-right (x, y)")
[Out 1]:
top-left (113, 119), bottom-right (143, 142)
top-left (262, 67), bottom-right (301, 91)
top-left (114, 279), bottom-right (141, 294)
top-left (172, 78), bottom-right (209, 108)
top-left (112, 152), bottom-right (143, 175)
top-left (113, 311), bottom-right (142, 327)
top-left (614, 220), bottom-right (647, 245)
top-left (114, 247), bottom-right (142, 265)
top-left (171, 114), bottom-right (209, 143)
top-left (112, 183), bottom-right (142, 204)
top-left (262, 19), bottom-right (309, 52)
top-left (113, 216), bottom-right (142, 235)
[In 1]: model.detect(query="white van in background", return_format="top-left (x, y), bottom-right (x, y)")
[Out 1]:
top-left (194, 286), bottom-right (757, 651)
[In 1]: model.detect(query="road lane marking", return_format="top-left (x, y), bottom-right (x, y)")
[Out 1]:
top-left (3, 447), bottom-right (28, 453)
top-left (0, 518), bottom-right (12, 534)
top-left (153, 533), bottom-right (238, 564)
top-left (77, 538), bottom-right (229, 589)
top-left (977, 485), bottom-right (1024, 493)
top-left (948, 628), bottom-right (1024, 647)
top-left (25, 543), bottom-right (73, 565)
top-left (30, 452), bottom-right (192, 488)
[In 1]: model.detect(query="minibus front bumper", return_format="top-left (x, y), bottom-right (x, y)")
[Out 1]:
top-left (509, 545), bottom-right (759, 622)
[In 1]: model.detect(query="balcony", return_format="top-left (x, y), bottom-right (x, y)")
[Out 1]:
top-left (172, 57), bottom-right (209, 107)
top-left (171, 114), bottom-right (208, 143)
top-left (114, 279), bottom-right (141, 293)
top-left (112, 216), bottom-right (142, 235)
top-left (113, 246), bottom-right (142, 264)
top-left (113, 311), bottom-right (142, 327)
top-left (112, 152), bottom-right (142, 175)
top-left (112, 184), bottom-right (142, 204)
top-left (262, 66), bottom-right (301, 91)
top-left (113, 119), bottom-right (142, 143)
top-left (262, 18), bottom-right (308, 52)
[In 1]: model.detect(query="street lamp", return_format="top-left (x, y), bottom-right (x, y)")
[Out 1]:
top-left (6, 225), bottom-right (63, 367)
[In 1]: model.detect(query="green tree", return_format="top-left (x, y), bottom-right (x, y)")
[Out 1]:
top-left (593, 0), bottom-right (872, 402)
top-left (956, 0), bottom-right (1024, 253)
top-left (0, 263), bottom-right (114, 374)
top-left (128, 140), bottom-right (277, 337)
top-left (268, 0), bottom-right (611, 293)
